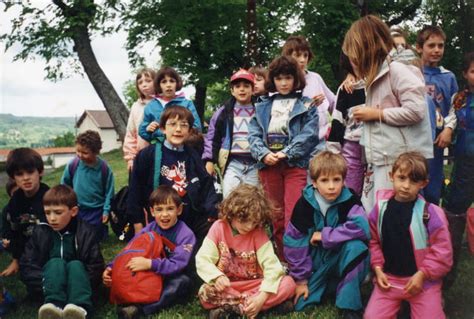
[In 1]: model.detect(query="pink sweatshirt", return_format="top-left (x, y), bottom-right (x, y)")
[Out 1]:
top-left (123, 99), bottom-right (150, 169)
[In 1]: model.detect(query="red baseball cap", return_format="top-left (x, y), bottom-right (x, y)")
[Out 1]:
top-left (230, 69), bottom-right (255, 85)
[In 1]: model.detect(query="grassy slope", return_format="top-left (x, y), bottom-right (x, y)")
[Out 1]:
top-left (0, 150), bottom-right (473, 318)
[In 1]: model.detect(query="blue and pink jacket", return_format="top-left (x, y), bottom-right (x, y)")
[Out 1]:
top-left (369, 189), bottom-right (453, 284)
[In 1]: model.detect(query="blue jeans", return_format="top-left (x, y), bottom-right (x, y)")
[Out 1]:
top-left (222, 158), bottom-right (259, 198)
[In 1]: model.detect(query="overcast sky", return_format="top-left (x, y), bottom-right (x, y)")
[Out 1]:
top-left (0, 3), bottom-right (162, 118)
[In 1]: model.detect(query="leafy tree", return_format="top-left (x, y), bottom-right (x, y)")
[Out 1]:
top-left (1, 0), bottom-right (129, 140)
top-left (52, 131), bottom-right (75, 147)
top-left (123, 0), bottom-right (296, 120)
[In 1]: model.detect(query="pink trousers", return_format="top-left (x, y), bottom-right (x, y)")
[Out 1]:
top-left (258, 162), bottom-right (307, 259)
top-left (199, 275), bottom-right (296, 311)
top-left (364, 274), bottom-right (445, 319)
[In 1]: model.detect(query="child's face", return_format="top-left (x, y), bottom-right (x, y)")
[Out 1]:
top-left (312, 173), bottom-right (344, 202)
top-left (76, 144), bottom-right (97, 166)
top-left (463, 62), bottom-right (474, 91)
top-left (253, 75), bottom-right (266, 96)
top-left (13, 169), bottom-right (42, 197)
top-left (151, 199), bottom-right (182, 230)
top-left (231, 218), bottom-right (257, 235)
top-left (160, 115), bottom-right (191, 147)
top-left (393, 36), bottom-right (407, 50)
top-left (160, 75), bottom-right (177, 99)
top-left (231, 81), bottom-right (253, 104)
top-left (390, 168), bottom-right (428, 202)
top-left (274, 74), bottom-right (295, 95)
top-left (137, 74), bottom-right (155, 99)
top-left (291, 50), bottom-right (309, 71)
top-left (45, 204), bottom-right (78, 232)
top-left (417, 35), bottom-right (445, 67)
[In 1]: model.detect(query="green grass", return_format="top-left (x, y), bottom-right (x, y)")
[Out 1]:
top-left (0, 150), bottom-right (473, 318)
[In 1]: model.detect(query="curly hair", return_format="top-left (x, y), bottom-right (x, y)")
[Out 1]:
top-left (218, 184), bottom-right (274, 227)
top-left (75, 130), bottom-right (102, 154)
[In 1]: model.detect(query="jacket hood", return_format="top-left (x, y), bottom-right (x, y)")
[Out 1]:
top-left (302, 184), bottom-right (353, 210)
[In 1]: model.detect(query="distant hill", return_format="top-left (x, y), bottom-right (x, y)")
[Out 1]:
top-left (0, 113), bottom-right (75, 149)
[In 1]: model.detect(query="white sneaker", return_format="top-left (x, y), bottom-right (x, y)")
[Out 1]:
top-left (38, 303), bottom-right (63, 319)
top-left (63, 304), bottom-right (87, 319)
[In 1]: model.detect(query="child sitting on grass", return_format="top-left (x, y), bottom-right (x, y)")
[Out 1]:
top-left (284, 151), bottom-right (369, 319)
top-left (20, 185), bottom-right (104, 319)
top-left (103, 185), bottom-right (196, 318)
top-left (1, 148), bottom-right (49, 279)
top-left (365, 152), bottom-right (452, 319)
top-left (61, 130), bottom-right (115, 241)
top-left (196, 184), bottom-right (296, 319)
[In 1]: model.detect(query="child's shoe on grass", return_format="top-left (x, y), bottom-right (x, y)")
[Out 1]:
top-left (118, 305), bottom-right (140, 319)
top-left (38, 303), bottom-right (62, 319)
top-left (63, 303), bottom-right (87, 319)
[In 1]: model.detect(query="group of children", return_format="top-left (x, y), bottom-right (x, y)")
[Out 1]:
top-left (1, 13), bottom-right (473, 319)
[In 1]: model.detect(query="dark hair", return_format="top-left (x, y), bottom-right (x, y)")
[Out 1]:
top-left (6, 147), bottom-right (44, 178)
top-left (149, 185), bottom-right (182, 207)
top-left (155, 66), bottom-right (183, 94)
top-left (230, 79), bottom-right (254, 89)
top-left (392, 151), bottom-right (428, 182)
top-left (281, 35), bottom-right (314, 62)
top-left (136, 68), bottom-right (156, 99)
top-left (416, 25), bottom-right (446, 48)
top-left (185, 128), bottom-right (204, 155)
top-left (76, 130), bottom-right (102, 154)
top-left (159, 105), bottom-right (195, 129)
top-left (43, 184), bottom-right (78, 208)
top-left (463, 51), bottom-right (474, 72)
top-left (5, 178), bottom-right (17, 197)
top-left (339, 52), bottom-right (355, 77)
top-left (265, 55), bottom-right (306, 93)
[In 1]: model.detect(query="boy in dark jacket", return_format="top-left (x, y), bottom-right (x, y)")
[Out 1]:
top-left (1, 148), bottom-right (49, 277)
top-left (127, 105), bottom-right (218, 246)
top-left (20, 185), bottom-right (105, 319)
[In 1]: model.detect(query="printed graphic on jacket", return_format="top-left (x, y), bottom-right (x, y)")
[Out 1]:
top-left (216, 241), bottom-right (263, 281)
top-left (161, 161), bottom-right (188, 196)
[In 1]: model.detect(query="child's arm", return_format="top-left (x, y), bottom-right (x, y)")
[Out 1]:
top-left (202, 106), bottom-right (224, 174)
top-left (195, 236), bottom-right (226, 283)
top-left (149, 230), bottom-right (196, 276)
top-left (138, 102), bottom-right (157, 142)
top-left (373, 266), bottom-right (391, 290)
top-left (185, 100), bottom-right (202, 131)
top-left (435, 97), bottom-right (457, 148)
top-left (368, 206), bottom-right (386, 271)
top-left (248, 114), bottom-right (272, 164)
top-left (102, 267), bottom-right (112, 287)
top-left (17, 227), bottom-right (43, 287)
top-left (102, 164), bottom-right (115, 223)
top-left (320, 201), bottom-right (370, 250)
top-left (60, 162), bottom-right (73, 187)
top-left (404, 270), bottom-right (425, 295)
top-left (417, 205), bottom-right (453, 281)
top-left (281, 104), bottom-right (320, 163)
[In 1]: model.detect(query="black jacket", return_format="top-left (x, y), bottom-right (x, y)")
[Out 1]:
top-left (19, 218), bottom-right (105, 292)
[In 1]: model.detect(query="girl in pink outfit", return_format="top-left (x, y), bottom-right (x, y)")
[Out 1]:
top-left (365, 152), bottom-right (452, 319)
top-left (122, 68), bottom-right (156, 170)
top-left (196, 185), bottom-right (296, 319)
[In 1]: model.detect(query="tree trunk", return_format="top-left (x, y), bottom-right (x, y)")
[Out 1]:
top-left (72, 27), bottom-right (129, 141)
top-left (194, 84), bottom-right (207, 126)
top-left (245, 0), bottom-right (258, 68)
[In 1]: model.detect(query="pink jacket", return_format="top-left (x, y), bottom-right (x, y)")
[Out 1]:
top-left (362, 60), bottom-right (433, 165)
top-left (368, 189), bottom-right (452, 284)
top-left (123, 99), bottom-right (150, 169)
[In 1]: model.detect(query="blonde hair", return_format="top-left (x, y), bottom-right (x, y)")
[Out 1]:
top-left (342, 15), bottom-right (394, 87)
top-left (135, 68), bottom-right (156, 100)
top-left (309, 151), bottom-right (347, 181)
top-left (218, 184), bottom-right (274, 227)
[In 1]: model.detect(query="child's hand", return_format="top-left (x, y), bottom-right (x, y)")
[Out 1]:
top-left (102, 267), bottom-right (113, 287)
top-left (146, 121), bottom-right (159, 133)
top-left (374, 266), bottom-right (390, 290)
top-left (1, 259), bottom-right (19, 277)
top-left (310, 94), bottom-right (326, 107)
top-left (342, 73), bottom-right (356, 94)
top-left (126, 257), bottom-right (152, 272)
top-left (102, 215), bottom-right (109, 224)
top-left (434, 127), bottom-right (453, 148)
top-left (243, 291), bottom-right (268, 318)
top-left (404, 270), bottom-right (425, 296)
top-left (214, 275), bottom-right (230, 292)
top-left (262, 152), bottom-right (279, 166)
top-left (2, 238), bottom-right (10, 249)
top-left (205, 162), bottom-right (215, 176)
top-left (310, 231), bottom-right (322, 246)
top-left (294, 283), bottom-right (309, 304)
top-left (352, 106), bottom-right (383, 122)
top-left (275, 151), bottom-right (287, 160)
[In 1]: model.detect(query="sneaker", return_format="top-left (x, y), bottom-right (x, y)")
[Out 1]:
top-left (63, 304), bottom-right (87, 319)
top-left (118, 305), bottom-right (140, 319)
top-left (38, 303), bottom-right (63, 319)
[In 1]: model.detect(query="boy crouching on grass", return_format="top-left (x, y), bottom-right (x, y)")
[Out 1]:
top-left (20, 185), bottom-right (104, 319)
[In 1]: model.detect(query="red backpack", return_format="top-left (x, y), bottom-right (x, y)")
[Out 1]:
top-left (110, 231), bottom-right (176, 304)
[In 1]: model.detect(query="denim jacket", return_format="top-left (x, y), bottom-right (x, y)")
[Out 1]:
top-left (248, 93), bottom-right (319, 169)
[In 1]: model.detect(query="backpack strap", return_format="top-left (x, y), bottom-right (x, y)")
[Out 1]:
top-left (160, 235), bottom-right (176, 252)
top-left (153, 142), bottom-right (163, 190)
top-left (68, 157), bottom-right (81, 184)
top-left (99, 158), bottom-right (109, 191)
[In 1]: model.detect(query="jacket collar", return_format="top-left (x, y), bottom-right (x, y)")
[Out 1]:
top-left (302, 184), bottom-right (353, 211)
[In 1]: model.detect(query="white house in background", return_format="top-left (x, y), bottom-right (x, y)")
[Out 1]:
top-left (0, 147), bottom-right (76, 169)
top-left (76, 110), bottom-right (121, 152)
